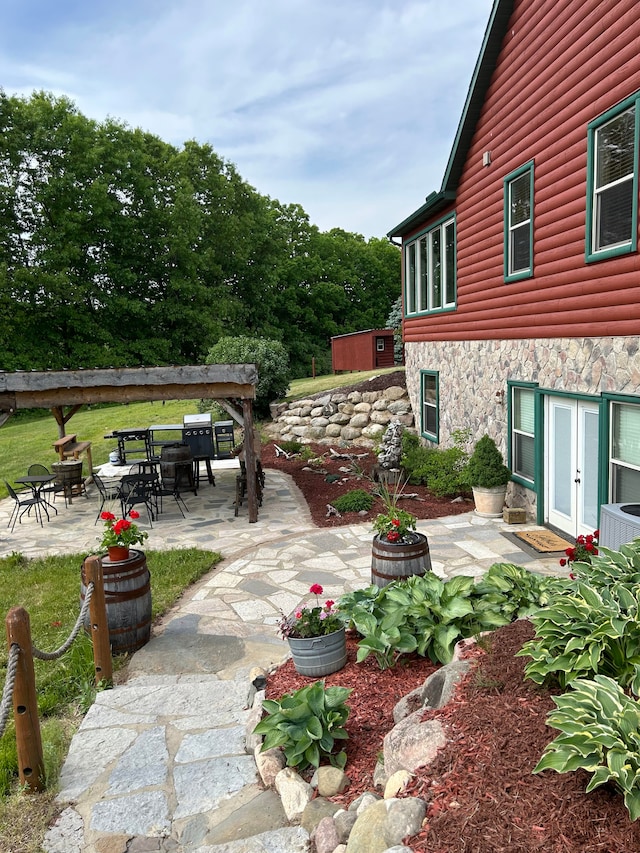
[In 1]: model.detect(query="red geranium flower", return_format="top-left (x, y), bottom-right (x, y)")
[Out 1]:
top-left (309, 583), bottom-right (323, 596)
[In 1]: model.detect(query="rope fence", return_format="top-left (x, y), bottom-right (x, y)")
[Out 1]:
top-left (1, 555), bottom-right (112, 791)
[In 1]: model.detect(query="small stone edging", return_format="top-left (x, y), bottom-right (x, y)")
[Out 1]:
top-left (245, 652), bottom-right (472, 853)
top-left (266, 385), bottom-right (414, 447)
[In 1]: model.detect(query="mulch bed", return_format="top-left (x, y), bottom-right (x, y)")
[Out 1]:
top-left (261, 441), bottom-right (473, 528)
top-left (266, 622), bottom-right (640, 852)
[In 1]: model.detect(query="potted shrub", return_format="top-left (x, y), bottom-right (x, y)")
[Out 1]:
top-left (370, 483), bottom-right (432, 587)
top-left (465, 435), bottom-right (511, 517)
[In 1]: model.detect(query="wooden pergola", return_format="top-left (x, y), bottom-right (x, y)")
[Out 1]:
top-left (0, 364), bottom-right (261, 522)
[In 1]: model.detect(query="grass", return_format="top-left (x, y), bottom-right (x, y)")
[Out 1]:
top-left (0, 545), bottom-right (221, 851)
top-left (285, 366), bottom-right (402, 400)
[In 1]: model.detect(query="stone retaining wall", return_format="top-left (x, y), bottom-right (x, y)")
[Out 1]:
top-left (266, 385), bottom-right (414, 447)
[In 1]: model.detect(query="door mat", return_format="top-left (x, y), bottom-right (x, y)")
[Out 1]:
top-left (513, 529), bottom-right (573, 553)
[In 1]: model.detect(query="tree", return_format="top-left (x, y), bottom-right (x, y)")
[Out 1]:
top-left (205, 336), bottom-right (291, 417)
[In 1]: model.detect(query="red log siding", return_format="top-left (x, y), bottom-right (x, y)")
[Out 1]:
top-left (404, 0), bottom-right (640, 343)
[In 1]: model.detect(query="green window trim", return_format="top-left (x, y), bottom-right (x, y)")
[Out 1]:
top-left (420, 370), bottom-right (439, 442)
top-left (404, 214), bottom-right (456, 318)
top-left (586, 91), bottom-right (640, 263)
top-left (504, 161), bottom-right (534, 282)
top-left (507, 381), bottom-right (538, 488)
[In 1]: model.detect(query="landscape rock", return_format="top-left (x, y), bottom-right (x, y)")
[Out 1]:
top-left (383, 770), bottom-right (413, 799)
top-left (300, 797), bottom-right (342, 832)
top-left (254, 745), bottom-right (286, 787)
top-left (313, 815), bottom-right (341, 853)
top-left (334, 809), bottom-right (359, 843)
top-left (275, 767), bottom-right (313, 821)
top-left (312, 765), bottom-right (350, 796)
top-left (382, 713), bottom-right (447, 779)
top-left (345, 797), bottom-right (426, 852)
top-left (392, 660), bottom-right (470, 723)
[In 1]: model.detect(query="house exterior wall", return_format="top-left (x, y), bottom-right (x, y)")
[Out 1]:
top-left (403, 0), bottom-right (640, 344)
top-left (405, 335), bottom-right (640, 518)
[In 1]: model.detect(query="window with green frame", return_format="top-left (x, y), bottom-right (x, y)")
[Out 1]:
top-left (420, 371), bottom-right (439, 441)
top-left (586, 92), bottom-right (640, 261)
top-left (610, 400), bottom-right (640, 501)
top-left (511, 386), bottom-right (535, 483)
top-left (404, 216), bottom-right (456, 316)
top-left (504, 162), bottom-right (533, 281)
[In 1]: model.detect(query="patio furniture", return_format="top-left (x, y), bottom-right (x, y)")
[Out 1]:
top-left (152, 467), bottom-right (188, 519)
top-left (234, 460), bottom-right (264, 516)
top-left (27, 463), bottom-right (63, 509)
top-left (5, 480), bottom-right (45, 531)
top-left (119, 473), bottom-right (155, 526)
top-left (93, 473), bottom-right (123, 524)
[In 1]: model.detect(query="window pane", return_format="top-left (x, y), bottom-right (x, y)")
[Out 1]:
top-left (553, 407), bottom-right (572, 516)
top-left (431, 229), bottom-right (442, 309)
top-left (419, 237), bottom-right (428, 312)
top-left (510, 173), bottom-right (530, 225)
top-left (514, 434), bottom-right (534, 481)
top-left (445, 221), bottom-right (456, 305)
top-left (612, 463), bottom-right (640, 503)
top-left (406, 243), bottom-right (416, 313)
top-left (612, 403), bottom-right (640, 466)
top-left (596, 109), bottom-right (635, 188)
top-left (596, 179), bottom-right (633, 249)
top-left (423, 375), bottom-right (436, 403)
top-left (511, 223), bottom-right (530, 272)
top-left (425, 405), bottom-right (437, 435)
top-left (514, 388), bottom-right (534, 433)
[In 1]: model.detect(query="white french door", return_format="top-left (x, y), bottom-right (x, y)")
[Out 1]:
top-left (546, 397), bottom-right (599, 538)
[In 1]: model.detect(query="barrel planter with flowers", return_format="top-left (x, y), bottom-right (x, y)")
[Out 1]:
top-left (370, 495), bottom-right (432, 588)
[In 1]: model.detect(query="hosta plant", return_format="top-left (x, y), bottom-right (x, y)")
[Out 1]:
top-left (518, 549), bottom-right (640, 690)
top-left (533, 674), bottom-right (640, 820)
top-left (253, 680), bottom-right (351, 771)
top-left (339, 563), bottom-right (556, 670)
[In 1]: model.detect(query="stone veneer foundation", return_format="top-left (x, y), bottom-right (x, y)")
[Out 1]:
top-left (405, 335), bottom-right (640, 519)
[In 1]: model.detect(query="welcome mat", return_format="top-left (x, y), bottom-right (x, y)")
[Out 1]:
top-left (513, 529), bottom-right (573, 553)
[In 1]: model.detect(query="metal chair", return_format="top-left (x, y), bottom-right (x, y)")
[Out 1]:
top-left (5, 481), bottom-right (44, 531)
top-left (27, 463), bottom-right (62, 510)
top-left (92, 473), bottom-right (123, 524)
top-left (151, 467), bottom-right (188, 519)
top-left (119, 476), bottom-right (154, 527)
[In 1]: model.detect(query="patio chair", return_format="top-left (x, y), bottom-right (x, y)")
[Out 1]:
top-left (119, 475), bottom-right (154, 527)
top-left (27, 463), bottom-right (63, 509)
top-left (152, 467), bottom-right (188, 519)
top-left (92, 473), bottom-right (123, 524)
top-left (5, 480), bottom-right (44, 531)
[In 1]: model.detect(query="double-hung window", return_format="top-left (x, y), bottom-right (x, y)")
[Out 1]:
top-left (504, 162), bottom-right (533, 281)
top-left (587, 93), bottom-right (639, 261)
top-left (610, 401), bottom-right (640, 502)
top-left (511, 386), bottom-right (535, 483)
top-left (420, 371), bottom-right (439, 442)
top-left (405, 216), bottom-right (456, 316)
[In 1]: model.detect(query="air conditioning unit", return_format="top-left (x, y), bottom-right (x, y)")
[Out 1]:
top-left (599, 503), bottom-right (640, 551)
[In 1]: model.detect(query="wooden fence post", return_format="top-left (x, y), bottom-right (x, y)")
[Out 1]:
top-left (5, 607), bottom-right (45, 792)
top-left (84, 555), bottom-right (113, 686)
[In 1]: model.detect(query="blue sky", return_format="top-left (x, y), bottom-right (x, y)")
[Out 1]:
top-left (1, 0), bottom-right (494, 238)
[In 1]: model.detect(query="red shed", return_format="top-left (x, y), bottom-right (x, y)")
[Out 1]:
top-left (331, 329), bottom-right (396, 372)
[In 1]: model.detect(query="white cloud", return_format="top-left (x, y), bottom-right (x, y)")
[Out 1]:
top-left (0, 0), bottom-right (494, 237)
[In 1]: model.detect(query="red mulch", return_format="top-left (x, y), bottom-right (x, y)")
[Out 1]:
top-left (261, 441), bottom-right (473, 528)
top-left (265, 620), bottom-right (640, 852)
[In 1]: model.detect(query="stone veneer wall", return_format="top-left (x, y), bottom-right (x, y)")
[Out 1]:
top-left (404, 335), bottom-right (640, 518)
top-left (266, 385), bottom-right (414, 447)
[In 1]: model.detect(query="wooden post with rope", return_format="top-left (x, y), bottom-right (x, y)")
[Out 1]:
top-left (84, 555), bottom-right (113, 686)
top-left (5, 607), bottom-right (45, 792)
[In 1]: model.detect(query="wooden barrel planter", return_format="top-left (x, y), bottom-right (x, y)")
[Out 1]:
top-left (371, 532), bottom-right (432, 588)
top-left (81, 549), bottom-right (152, 654)
top-left (160, 443), bottom-right (193, 490)
top-left (52, 460), bottom-right (84, 500)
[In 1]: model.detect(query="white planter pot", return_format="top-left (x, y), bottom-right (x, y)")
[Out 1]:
top-left (472, 485), bottom-right (508, 518)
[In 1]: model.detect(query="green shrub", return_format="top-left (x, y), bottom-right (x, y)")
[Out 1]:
top-left (465, 434), bottom-right (511, 488)
top-left (277, 439), bottom-right (303, 455)
top-left (331, 489), bottom-right (374, 513)
top-left (206, 335), bottom-right (291, 418)
top-left (401, 429), bottom-right (470, 497)
top-left (254, 680), bottom-right (352, 771)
